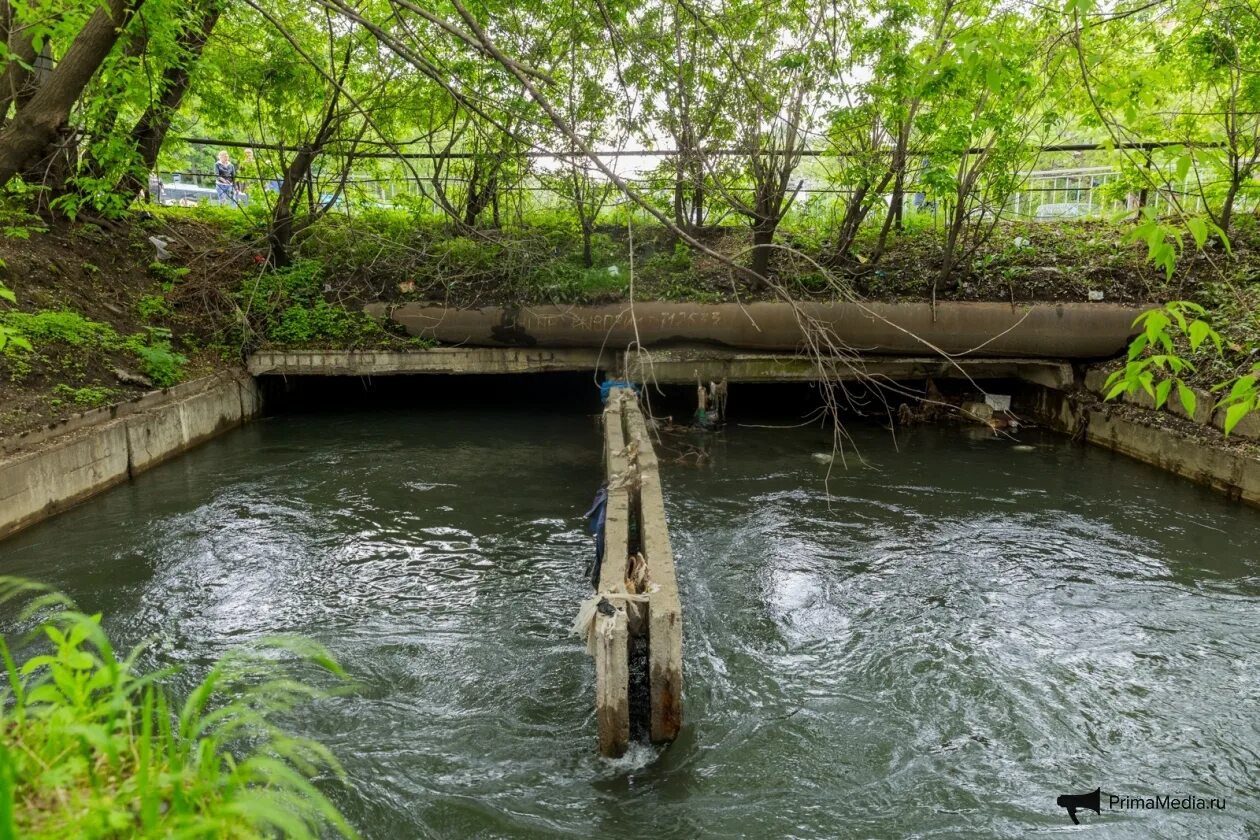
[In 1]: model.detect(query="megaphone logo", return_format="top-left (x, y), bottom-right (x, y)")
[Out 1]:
top-left (1056, 787), bottom-right (1101, 824)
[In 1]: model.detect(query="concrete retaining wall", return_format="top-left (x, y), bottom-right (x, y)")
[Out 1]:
top-left (1082, 368), bottom-right (1260, 442)
top-left (0, 371), bottom-right (262, 541)
top-left (1017, 375), bottom-right (1260, 507)
top-left (1085, 408), bottom-right (1260, 504)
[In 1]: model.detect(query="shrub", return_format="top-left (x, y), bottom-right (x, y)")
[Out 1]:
top-left (0, 281), bottom-right (29, 353)
top-left (124, 328), bottom-right (188, 387)
top-left (136, 294), bottom-right (173, 322)
top-left (239, 260), bottom-right (386, 347)
top-left (147, 263), bottom-right (190, 292)
top-left (0, 578), bottom-right (357, 839)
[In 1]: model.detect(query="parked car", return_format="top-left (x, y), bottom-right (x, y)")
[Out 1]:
top-left (158, 182), bottom-right (218, 206)
top-left (1033, 201), bottom-right (1093, 221)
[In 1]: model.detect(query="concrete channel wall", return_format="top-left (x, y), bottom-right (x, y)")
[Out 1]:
top-left (1022, 383), bottom-right (1260, 507)
top-left (0, 371), bottom-right (262, 541)
top-left (592, 388), bottom-right (684, 757)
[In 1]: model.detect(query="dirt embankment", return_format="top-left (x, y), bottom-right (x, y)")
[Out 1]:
top-left (0, 216), bottom-right (254, 438)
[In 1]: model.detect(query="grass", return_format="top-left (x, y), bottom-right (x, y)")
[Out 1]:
top-left (50, 384), bottom-right (114, 408)
top-left (1, 312), bottom-right (189, 387)
top-left (0, 578), bottom-right (358, 839)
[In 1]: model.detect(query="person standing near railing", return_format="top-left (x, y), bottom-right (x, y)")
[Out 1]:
top-left (215, 151), bottom-right (237, 206)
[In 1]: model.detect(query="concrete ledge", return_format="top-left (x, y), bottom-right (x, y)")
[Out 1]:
top-left (246, 347), bottom-right (1078, 394)
top-left (0, 371), bottom-right (257, 457)
top-left (1086, 408), bottom-right (1260, 505)
top-left (0, 372), bottom-right (262, 541)
top-left (247, 347), bottom-right (610, 376)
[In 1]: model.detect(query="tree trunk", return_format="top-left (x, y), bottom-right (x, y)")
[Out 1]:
top-left (0, 0), bottom-right (145, 188)
top-left (464, 167), bottom-right (497, 228)
top-left (835, 183), bottom-right (870, 257)
top-left (672, 168), bottom-right (685, 231)
top-left (938, 197), bottom-right (966, 292)
top-left (1220, 183), bottom-right (1237, 239)
top-left (0, 3), bottom-right (39, 127)
top-left (268, 148), bottom-right (315, 268)
top-left (750, 221), bottom-right (775, 279)
top-left (889, 167), bottom-right (906, 232)
top-left (117, 2), bottom-right (222, 196)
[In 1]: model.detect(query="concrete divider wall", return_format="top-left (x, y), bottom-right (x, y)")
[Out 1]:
top-left (619, 395), bottom-right (684, 744)
top-left (0, 372), bottom-right (262, 541)
top-left (591, 389), bottom-right (684, 757)
top-left (595, 395), bottom-right (633, 758)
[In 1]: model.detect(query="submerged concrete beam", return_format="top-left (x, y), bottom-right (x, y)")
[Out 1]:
top-left (247, 348), bottom-right (610, 377)
top-left (618, 392), bottom-right (683, 744)
top-left (626, 349), bottom-right (1075, 389)
top-left (594, 609), bottom-right (630, 758)
top-left (591, 389), bottom-right (684, 754)
top-left (594, 394), bottom-right (632, 758)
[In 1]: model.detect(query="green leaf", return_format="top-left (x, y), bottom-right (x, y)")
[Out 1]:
top-left (1177, 382), bottom-right (1196, 419)
top-left (1223, 401), bottom-right (1252, 435)
top-left (1212, 223), bottom-right (1232, 255)
top-left (1186, 217), bottom-right (1207, 249)
top-left (1154, 378), bottom-right (1172, 409)
top-left (1188, 319), bottom-right (1210, 351)
top-left (1175, 154), bottom-right (1192, 182)
top-left (1127, 333), bottom-right (1150, 361)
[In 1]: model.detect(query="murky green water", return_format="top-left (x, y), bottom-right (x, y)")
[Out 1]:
top-left (2, 408), bottom-right (1258, 838)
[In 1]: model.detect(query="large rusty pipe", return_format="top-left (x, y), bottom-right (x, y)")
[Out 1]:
top-left (366, 301), bottom-right (1147, 358)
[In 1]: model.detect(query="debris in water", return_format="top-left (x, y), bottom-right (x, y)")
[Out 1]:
top-left (984, 393), bottom-right (1011, 412)
top-left (1012, 444), bottom-right (1036, 452)
top-left (812, 452), bottom-right (834, 464)
top-left (961, 401), bottom-right (993, 422)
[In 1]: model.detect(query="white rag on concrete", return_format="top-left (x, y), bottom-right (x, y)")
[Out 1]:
top-left (572, 592), bottom-right (649, 656)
